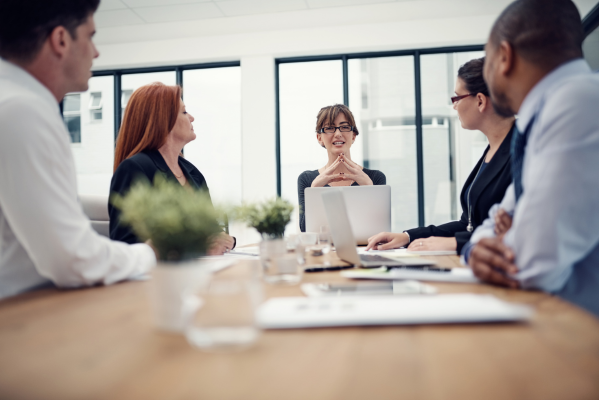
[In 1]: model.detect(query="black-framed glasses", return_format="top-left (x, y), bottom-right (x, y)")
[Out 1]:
top-left (319, 125), bottom-right (355, 134)
top-left (450, 93), bottom-right (474, 104)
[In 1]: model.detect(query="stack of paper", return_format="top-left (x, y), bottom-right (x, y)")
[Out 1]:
top-left (357, 247), bottom-right (457, 257)
top-left (257, 294), bottom-right (533, 329)
top-left (342, 267), bottom-right (479, 283)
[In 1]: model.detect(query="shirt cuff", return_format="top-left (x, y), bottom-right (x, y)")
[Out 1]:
top-left (460, 241), bottom-right (474, 266)
top-left (403, 231), bottom-right (410, 243)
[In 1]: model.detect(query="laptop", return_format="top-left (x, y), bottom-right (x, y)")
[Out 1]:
top-left (322, 189), bottom-right (437, 269)
top-left (305, 185), bottom-right (391, 245)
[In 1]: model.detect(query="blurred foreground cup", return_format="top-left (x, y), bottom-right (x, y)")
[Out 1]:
top-left (148, 259), bottom-right (213, 332)
top-left (183, 274), bottom-right (263, 352)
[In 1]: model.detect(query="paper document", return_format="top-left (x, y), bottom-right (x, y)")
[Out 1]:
top-left (357, 248), bottom-right (456, 257)
top-left (257, 294), bottom-right (533, 329)
top-left (194, 257), bottom-right (240, 272)
top-left (229, 246), bottom-right (260, 257)
top-left (342, 266), bottom-right (479, 283)
top-left (301, 281), bottom-right (437, 297)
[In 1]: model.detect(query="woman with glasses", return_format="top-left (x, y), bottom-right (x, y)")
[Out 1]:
top-left (109, 82), bottom-right (235, 255)
top-left (366, 57), bottom-right (515, 253)
top-left (297, 104), bottom-right (386, 232)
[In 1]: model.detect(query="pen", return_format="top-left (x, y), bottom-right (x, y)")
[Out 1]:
top-left (304, 265), bottom-right (355, 273)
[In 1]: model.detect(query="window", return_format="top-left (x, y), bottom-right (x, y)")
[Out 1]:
top-left (421, 51), bottom-right (485, 225)
top-left (89, 92), bottom-right (102, 122)
top-left (348, 56), bottom-right (418, 231)
top-left (183, 67), bottom-right (242, 205)
top-left (276, 46), bottom-right (485, 231)
top-left (121, 72), bottom-right (176, 121)
top-left (121, 89), bottom-right (133, 113)
top-left (62, 94), bottom-right (81, 143)
top-left (278, 60), bottom-right (344, 232)
top-left (65, 75), bottom-right (115, 196)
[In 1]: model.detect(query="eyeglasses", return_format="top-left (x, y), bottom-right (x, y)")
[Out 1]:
top-left (450, 93), bottom-right (474, 104)
top-left (319, 125), bottom-right (355, 134)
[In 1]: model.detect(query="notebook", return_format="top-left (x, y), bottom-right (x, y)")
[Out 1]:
top-left (257, 294), bottom-right (533, 329)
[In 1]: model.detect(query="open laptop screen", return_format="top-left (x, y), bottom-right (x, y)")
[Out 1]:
top-left (305, 185), bottom-right (391, 245)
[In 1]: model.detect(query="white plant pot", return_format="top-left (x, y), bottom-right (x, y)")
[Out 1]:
top-left (148, 259), bottom-right (214, 333)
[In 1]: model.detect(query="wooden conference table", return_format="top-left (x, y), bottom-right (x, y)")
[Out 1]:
top-left (0, 253), bottom-right (597, 400)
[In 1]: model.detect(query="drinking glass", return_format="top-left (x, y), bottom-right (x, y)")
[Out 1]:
top-left (183, 274), bottom-right (262, 352)
top-left (317, 225), bottom-right (331, 255)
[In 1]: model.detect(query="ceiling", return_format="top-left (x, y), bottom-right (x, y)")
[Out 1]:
top-left (96, 0), bottom-right (598, 29)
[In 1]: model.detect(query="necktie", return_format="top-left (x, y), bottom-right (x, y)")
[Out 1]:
top-left (511, 119), bottom-right (534, 202)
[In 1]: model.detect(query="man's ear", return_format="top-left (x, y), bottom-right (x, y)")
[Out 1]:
top-left (47, 26), bottom-right (70, 59)
top-left (498, 40), bottom-right (515, 78)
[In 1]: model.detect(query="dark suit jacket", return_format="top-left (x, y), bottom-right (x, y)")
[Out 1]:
top-left (108, 149), bottom-right (211, 244)
top-left (406, 125), bottom-right (514, 253)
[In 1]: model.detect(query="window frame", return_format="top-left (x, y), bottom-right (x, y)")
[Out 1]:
top-left (275, 45), bottom-right (483, 227)
top-left (89, 61), bottom-right (240, 142)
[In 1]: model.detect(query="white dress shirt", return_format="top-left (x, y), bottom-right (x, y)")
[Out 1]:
top-left (463, 59), bottom-right (599, 315)
top-left (0, 59), bottom-right (156, 299)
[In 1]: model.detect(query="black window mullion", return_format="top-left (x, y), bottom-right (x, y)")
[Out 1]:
top-left (342, 55), bottom-right (349, 106)
top-left (114, 71), bottom-right (121, 143)
top-left (414, 51), bottom-right (425, 227)
top-left (275, 61), bottom-right (281, 197)
top-left (176, 67), bottom-right (183, 88)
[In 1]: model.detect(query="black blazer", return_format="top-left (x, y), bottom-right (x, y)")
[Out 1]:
top-left (406, 125), bottom-right (514, 253)
top-left (108, 149), bottom-right (211, 244)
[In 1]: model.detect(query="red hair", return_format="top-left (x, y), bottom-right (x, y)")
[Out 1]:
top-left (113, 82), bottom-right (182, 172)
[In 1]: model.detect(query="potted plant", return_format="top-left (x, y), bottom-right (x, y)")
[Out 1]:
top-left (112, 175), bottom-right (226, 332)
top-left (234, 198), bottom-right (298, 284)
top-left (234, 197), bottom-right (294, 240)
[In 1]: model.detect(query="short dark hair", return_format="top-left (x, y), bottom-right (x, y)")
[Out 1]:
top-left (315, 104), bottom-right (359, 135)
top-left (0, 0), bottom-right (100, 62)
top-left (490, 0), bottom-right (584, 69)
top-left (457, 57), bottom-right (489, 97)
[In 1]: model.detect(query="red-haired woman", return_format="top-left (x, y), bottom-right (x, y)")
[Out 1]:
top-left (109, 82), bottom-right (235, 255)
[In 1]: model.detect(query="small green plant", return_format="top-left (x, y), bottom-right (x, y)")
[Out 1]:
top-left (234, 197), bottom-right (294, 240)
top-left (111, 175), bottom-right (223, 261)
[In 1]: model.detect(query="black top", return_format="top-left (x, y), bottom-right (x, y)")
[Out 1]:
top-left (109, 149), bottom-right (211, 244)
top-left (406, 124), bottom-right (514, 253)
top-left (463, 161), bottom-right (488, 205)
top-left (297, 168), bottom-right (387, 232)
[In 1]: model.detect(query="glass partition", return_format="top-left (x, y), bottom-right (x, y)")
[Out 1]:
top-left (348, 56), bottom-right (418, 231)
top-left (183, 67), bottom-right (242, 205)
top-left (279, 60), bottom-right (344, 232)
top-left (121, 71), bottom-right (177, 120)
top-left (420, 51), bottom-right (485, 225)
top-left (66, 75), bottom-right (115, 196)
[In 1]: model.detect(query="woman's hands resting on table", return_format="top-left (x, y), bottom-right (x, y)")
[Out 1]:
top-left (365, 232), bottom-right (410, 251)
top-left (311, 153), bottom-right (373, 187)
top-left (146, 234), bottom-right (234, 258)
top-left (207, 232), bottom-right (235, 255)
top-left (406, 237), bottom-right (456, 251)
top-left (365, 232), bottom-right (457, 251)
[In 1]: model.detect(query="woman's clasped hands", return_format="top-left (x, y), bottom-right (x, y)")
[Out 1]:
top-left (311, 153), bottom-right (373, 187)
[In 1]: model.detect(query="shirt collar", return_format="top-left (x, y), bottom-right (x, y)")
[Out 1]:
top-left (516, 58), bottom-right (591, 132)
top-left (0, 58), bottom-right (60, 114)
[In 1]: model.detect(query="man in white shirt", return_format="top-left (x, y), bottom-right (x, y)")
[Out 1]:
top-left (0, 0), bottom-right (156, 298)
top-left (463, 0), bottom-right (599, 315)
